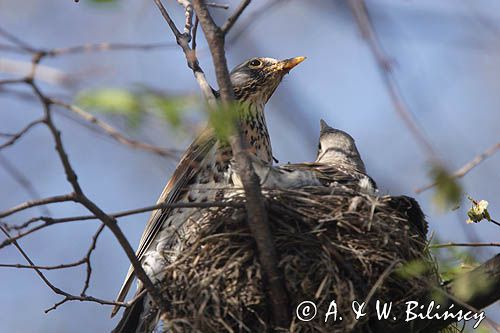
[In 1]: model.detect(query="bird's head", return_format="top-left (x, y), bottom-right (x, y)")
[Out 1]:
top-left (230, 56), bottom-right (306, 104)
top-left (316, 119), bottom-right (366, 172)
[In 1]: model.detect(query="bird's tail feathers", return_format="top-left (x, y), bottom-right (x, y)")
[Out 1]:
top-left (111, 291), bottom-right (145, 333)
top-left (111, 265), bottom-right (135, 317)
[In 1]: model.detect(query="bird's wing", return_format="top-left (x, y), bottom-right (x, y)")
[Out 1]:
top-left (112, 127), bottom-right (217, 317)
top-left (280, 162), bottom-right (377, 190)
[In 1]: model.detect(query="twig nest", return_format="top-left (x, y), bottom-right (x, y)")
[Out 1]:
top-left (159, 186), bottom-right (436, 332)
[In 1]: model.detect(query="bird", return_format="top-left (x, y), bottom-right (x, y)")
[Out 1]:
top-left (111, 56), bottom-right (305, 333)
top-left (233, 119), bottom-right (428, 237)
top-left (233, 119), bottom-right (377, 194)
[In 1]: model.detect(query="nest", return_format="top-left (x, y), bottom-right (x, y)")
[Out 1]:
top-left (158, 186), bottom-right (438, 332)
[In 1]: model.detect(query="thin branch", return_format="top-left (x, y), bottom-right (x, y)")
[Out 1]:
top-left (0, 26), bottom-right (37, 53)
top-left (50, 98), bottom-right (178, 159)
top-left (0, 77), bottom-right (27, 85)
top-left (46, 41), bottom-right (176, 56)
top-left (192, 15), bottom-right (200, 50)
top-left (177, 0), bottom-right (194, 36)
top-left (191, 0), bottom-right (290, 327)
top-left (154, 0), bottom-right (216, 105)
top-left (0, 199), bottom-right (243, 249)
top-left (29, 80), bottom-right (168, 313)
top-left (0, 57), bottom-right (75, 87)
top-left (227, 0), bottom-right (286, 46)
top-left (348, 0), bottom-right (436, 156)
top-left (0, 43), bottom-right (28, 54)
top-left (416, 141), bottom-right (500, 193)
top-left (206, 2), bottom-right (229, 9)
top-left (0, 225), bottom-right (127, 313)
top-left (153, 0), bottom-right (182, 37)
top-left (421, 254), bottom-right (500, 332)
top-left (0, 155), bottom-right (51, 216)
top-left (0, 260), bottom-right (86, 270)
top-left (0, 193), bottom-right (76, 219)
top-left (430, 242), bottom-right (500, 249)
top-left (0, 118), bottom-right (44, 150)
top-left (221, 0), bottom-right (251, 34)
top-left (81, 223), bottom-right (105, 295)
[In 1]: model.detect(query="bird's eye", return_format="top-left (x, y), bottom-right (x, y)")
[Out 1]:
top-left (248, 59), bottom-right (262, 68)
top-left (317, 142), bottom-right (322, 151)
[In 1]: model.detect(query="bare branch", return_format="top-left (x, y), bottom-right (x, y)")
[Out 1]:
top-left (0, 26), bottom-right (37, 53)
top-left (0, 155), bottom-right (51, 216)
top-left (0, 199), bottom-right (243, 249)
top-left (416, 141), bottom-right (500, 193)
top-left (348, 0), bottom-right (436, 157)
top-left (50, 98), bottom-right (178, 159)
top-left (227, 0), bottom-right (285, 46)
top-left (0, 57), bottom-right (75, 87)
top-left (430, 242), bottom-right (500, 249)
top-left (81, 223), bottom-right (105, 295)
top-left (192, 15), bottom-right (200, 50)
top-left (11, 75), bottom-right (170, 313)
top-left (177, 0), bottom-right (194, 36)
top-left (422, 254), bottom-right (500, 332)
top-left (0, 225), bottom-right (127, 313)
top-left (0, 118), bottom-right (44, 150)
top-left (0, 193), bottom-right (76, 219)
top-left (0, 77), bottom-right (27, 85)
top-left (153, 0), bottom-right (182, 37)
top-left (191, 0), bottom-right (290, 327)
top-left (154, 0), bottom-right (217, 105)
top-left (221, 0), bottom-right (251, 34)
top-left (206, 2), bottom-right (229, 10)
top-left (46, 41), bottom-right (176, 56)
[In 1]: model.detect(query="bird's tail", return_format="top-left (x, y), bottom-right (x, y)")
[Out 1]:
top-left (112, 292), bottom-right (161, 333)
top-left (111, 292), bottom-right (144, 333)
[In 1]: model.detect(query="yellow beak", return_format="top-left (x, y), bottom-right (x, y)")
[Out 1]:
top-left (279, 56), bottom-right (306, 72)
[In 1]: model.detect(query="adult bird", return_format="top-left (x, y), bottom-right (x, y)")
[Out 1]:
top-left (111, 56), bottom-right (305, 333)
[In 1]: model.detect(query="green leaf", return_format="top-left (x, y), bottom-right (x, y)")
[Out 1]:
top-left (76, 88), bottom-right (142, 127)
top-left (452, 270), bottom-right (493, 302)
top-left (148, 95), bottom-right (188, 129)
top-left (431, 241), bottom-right (478, 282)
top-left (77, 88), bottom-right (139, 114)
top-left (209, 103), bottom-right (239, 142)
top-left (430, 164), bottom-right (463, 211)
top-left (396, 259), bottom-right (430, 279)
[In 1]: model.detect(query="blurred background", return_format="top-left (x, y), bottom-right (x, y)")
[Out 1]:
top-left (0, 0), bottom-right (499, 331)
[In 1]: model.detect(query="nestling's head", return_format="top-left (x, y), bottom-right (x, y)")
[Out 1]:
top-left (316, 119), bottom-right (366, 173)
top-left (230, 56), bottom-right (306, 103)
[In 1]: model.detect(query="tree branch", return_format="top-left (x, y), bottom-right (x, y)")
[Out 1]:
top-left (430, 242), bottom-right (500, 249)
top-left (221, 0), bottom-right (251, 34)
top-left (191, 0), bottom-right (290, 328)
top-left (348, 0), bottom-right (436, 157)
top-left (0, 118), bottom-right (44, 150)
top-left (154, 0), bottom-right (216, 105)
top-left (0, 193), bottom-right (76, 219)
top-left (0, 225), bottom-right (127, 313)
top-left (416, 141), bottom-right (500, 193)
top-left (50, 98), bottom-right (178, 159)
top-left (425, 254), bottom-right (500, 332)
top-left (27, 78), bottom-right (169, 314)
top-left (0, 155), bottom-right (51, 216)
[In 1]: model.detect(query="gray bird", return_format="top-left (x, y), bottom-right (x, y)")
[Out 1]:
top-left (111, 56), bottom-right (305, 333)
top-left (234, 120), bottom-right (428, 238)
top-left (233, 119), bottom-right (376, 193)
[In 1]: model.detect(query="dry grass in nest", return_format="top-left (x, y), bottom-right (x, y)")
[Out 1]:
top-left (159, 186), bottom-right (437, 332)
